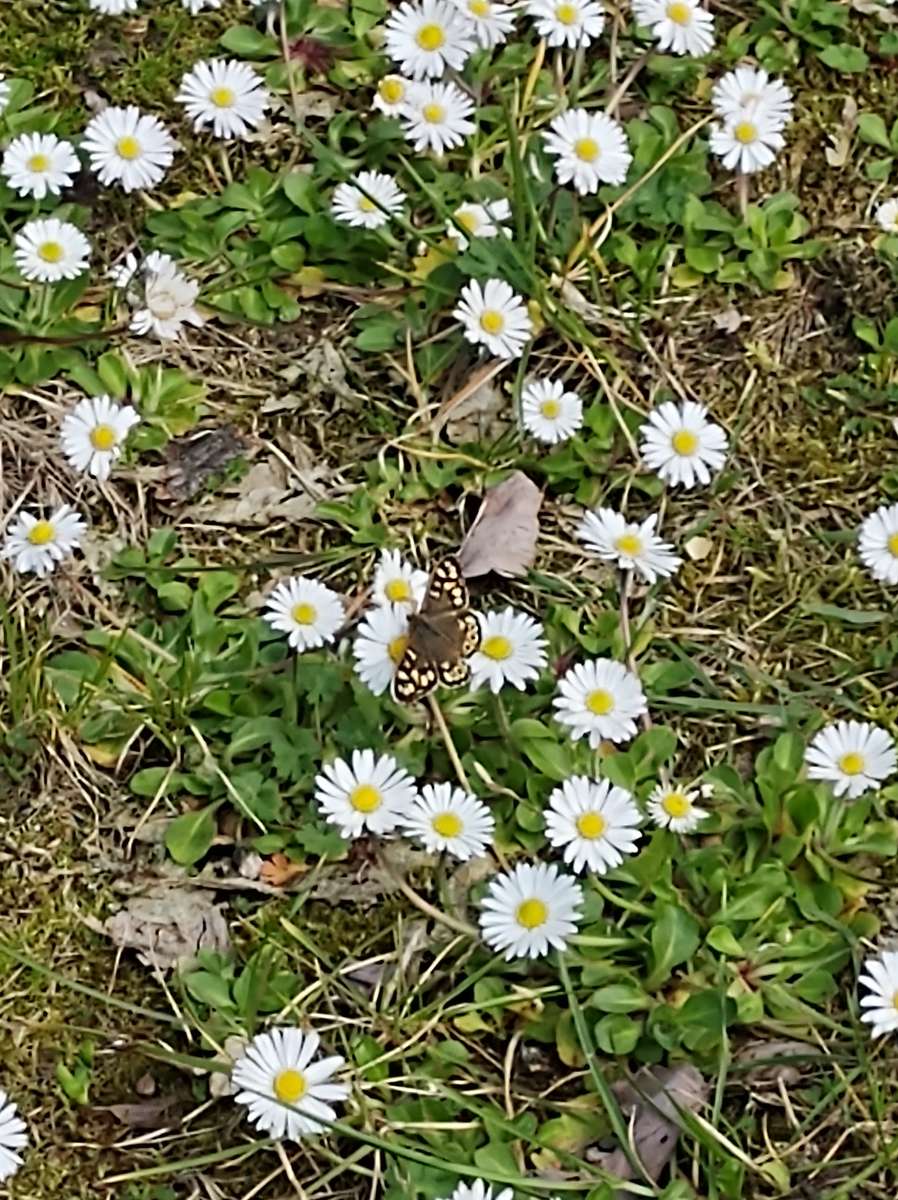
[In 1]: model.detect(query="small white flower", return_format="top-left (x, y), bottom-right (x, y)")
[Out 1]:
top-left (403, 782), bottom-right (495, 859)
top-left (469, 607), bottom-right (547, 693)
top-left (88, 0), bottom-right (139, 11)
top-left (373, 74), bottom-right (415, 116)
top-left (646, 783), bottom-right (708, 833)
top-left (859, 950), bottom-right (898, 1039)
top-left (441, 1183), bottom-right (514, 1200)
top-left (521, 377), bottom-right (583, 444)
top-left (543, 108), bottom-right (632, 194)
top-left (447, 198), bottom-right (511, 248)
top-left (182, 0), bottom-right (222, 11)
top-left (859, 503), bottom-right (898, 585)
top-left (263, 576), bottom-right (345, 652)
top-left (480, 861), bottom-right (583, 960)
top-left (876, 198), bottom-right (898, 234)
top-left (385, 0), bottom-right (477, 79)
top-left (130, 260), bottom-right (204, 341)
top-left (332, 171), bottom-right (405, 230)
top-left (13, 217), bottom-right (90, 283)
top-left (639, 399), bottom-right (727, 488)
top-left (1, 132), bottom-right (79, 200)
top-left (577, 508), bottom-right (682, 583)
top-left (805, 720), bottom-right (897, 801)
top-left (231, 1028), bottom-right (348, 1141)
top-left (1, 505), bottom-right (87, 578)
top-left (314, 748), bottom-right (418, 838)
top-left (372, 549), bottom-right (429, 609)
top-left (709, 109), bottom-right (785, 174)
top-left (632, 0), bottom-right (715, 55)
top-left (401, 79), bottom-right (476, 154)
top-left (452, 0), bottom-right (517, 48)
top-left (553, 658), bottom-right (648, 747)
top-left (353, 604), bottom-right (410, 696)
top-left (59, 394), bottom-right (141, 482)
top-left (177, 59), bottom-right (270, 139)
top-left (0, 1090), bottom-right (27, 1183)
top-left (0, 75), bottom-right (10, 115)
top-left (544, 775), bottom-right (642, 875)
top-left (82, 106), bottom-right (175, 193)
top-left (525, 0), bottom-right (605, 47)
top-left (711, 65), bottom-right (793, 129)
top-left (453, 277), bottom-right (533, 360)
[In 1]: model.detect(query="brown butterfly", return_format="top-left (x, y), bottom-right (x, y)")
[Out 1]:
top-left (391, 557), bottom-right (481, 704)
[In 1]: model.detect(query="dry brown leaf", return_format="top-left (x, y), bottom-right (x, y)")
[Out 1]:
top-left (432, 358), bottom-right (508, 437)
top-left (194, 456), bottom-right (316, 526)
top-left (825, 96), bottom-right (858, 168)
top-left (738, 1038), bottom-right (818, 1087)
top-left (100, 885), bottom-right (230, 972)
top-left (684, 535), bottom-right (713, 562)
top-left (259, 852), bottom-right (305, 887)
top-left (163, 426), bottom-right (248, 502)
top-left (458, 471), bottom-right (542, 577)
top-left (443, 377), bottom-right (509, 445)
top-left (97, 1096), bottom-right (180, 1129)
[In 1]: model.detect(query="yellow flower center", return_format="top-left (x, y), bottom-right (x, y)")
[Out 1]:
top-left (574, 137), bottom-right (600, 163)
top-left (358, 196), bottom-right (376, 212)
top-left (838, 752), bottom-right (865, 776)
top-left (480, 309), bottom-right (505, 335)
top-left (661, 791), bottom-right (691, 818)
top-left (481, 634), bottom-right (512, 661)
top-left (469, 0), bottom-right (491, 13)
top-left (892, 989), bottom-right (898, 1013)
top-left (350, 783), bottom-right (382, 813)
top-left (516, 898), bottom-right (548, 929)
top-left (291, 602), bottom-right (318, 625)
top-left (666, 1), bottom-right (690, 23)
top-left (211, 86), bottom-right (236, 108)
top-left (385, 577), bottom-right (411, 602)
top-left (90, 424), bottom-right (118, 452)
top-left (734, 121), bottom-right (758, 145)
top-left (379, 78), bottom-right (405, 104)
top-left (388, 634), bottom-right (409, 664)
top-left (586, 688), bottom-right (614, 715)
top-left (27, 153), bottom-right (50, 172)
top-left (540, 399), bottom-right (561, 419)
top-left (576, 810), bottom-right (606, 839)
top-left (116, 136), bottom-right (141, 161)
top-left (26, 520), bottom-right (55, 546)
top-left (671, 429), bottom-right (698, 456)
top-left (37, 241), bottom-right (63, 263)
top-left (556, 2), bottom-right (578, 22)
top-left (888, 533), bottom-right (898, 558)
top-left (273, 1068), bottom-right (307, 1104)
top-left (432, 811), bottom-right (463, 837)
top-left (422, 102), bottom-right (446, 124)
top-left (615, 533), bottom-right (643, 557)
top-left (456, 209), bottom-right (481, 233)
top-left (416, 22), bottom-right (445, 50)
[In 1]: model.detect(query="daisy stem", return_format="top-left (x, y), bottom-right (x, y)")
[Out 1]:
top-left (618, 567), bottom-right (633, 665)
top-left (428, 694), bottom-right (471, 791)
top-left (590, 876), bottom-right (654, 918)
top-left (278, 1), bottom-right (305, 135)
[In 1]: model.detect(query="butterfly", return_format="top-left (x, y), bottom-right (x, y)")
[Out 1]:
top-left (391, 556), bottom-right (481, 704)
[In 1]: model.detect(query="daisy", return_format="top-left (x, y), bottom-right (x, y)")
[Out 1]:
top-left (521, 377), bottom-right (583, 444)
top-left (1, 132), bottom-right (79, 200)
top-left (525, 0), bottom-right (606, 48)
top-left (452, 0), bottom-right (517, 48)
top-left (553, 658), bottom-right (648, 747)
top-left (1, 505), bottom-right (87, 578)
top-left (59, 394), bottom-right (141, 482)
top-left (314, 748), bottom-right (418, 838)
top-left (372, 549), bottom-right (429, 608)
top-left (353, 604), bottom-right (410, 696)
top-left (81, 106), bottom-right (175, 193)
top-left (130, 260), bottom-right (204, 340)
top-left (711, 65), bottom-right (793, 129)
top-left (262, 576), bottom-right (345, 652)
top-left (373, 74), bottom-right (415, 116)
top-left (453, 277), bottom-right (533, 360)
top-left (859, 503), bottom-right (898, 585)
top-left (88, 0), bottom-right (139, 11)
top-left (332, 171), bottom-right (406, 230)
top-left (858, 950), bottom-right (898, 1039)
top-left (469, 608), bottom-right (548, 693)
top-left (231, 1027), bottom-right (348, 1140)
top-left (182, 0), bottom-right (223, 10)
top-left (401, 79), bottom-right (476, 154)
top-left (0, 76), bottom-right (10, 115)
top-left (0, 1090), bottom-right (27, 1183)
top-left (480, 861), bottom-right (583, 960)
top-left (632, 0), bottom-right (715, 55)
top-left (544, 775), bottom-right (642, 875)
top-left (639, 400), bottom-right (727, 489)
top-left (876, 199), bottom-right (898, 234)
top-left (177, 59), bottom-right (270, 139)
top-left (384, 0), bottom-right (477, 79)
top-left (13, 217), bottom-right (90, 283)
top-left (402, 782), bottom-right (495, 859)
top-left (805, 720), bottom-right (897, 801)
top-left (447, 198), bottom-right (511, 249)
top-left (577, 508), bottom-right (682, 584)
top-left (108, 250), bottom-right (170, 290)
top-left (441, 1183), bottom-right (514, 1200)
top-left (709, 110), bottom-right (785, 174)
top-left (645, 782), bottom-right (708, 833)
top-left (543, 108), bottom-right (632, 194)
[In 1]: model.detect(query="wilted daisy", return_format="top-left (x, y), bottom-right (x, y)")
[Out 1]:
top-left (441, 1182), bottom-right (513, 1200)
top-left (108, 250), bottom-right (175, 291)
top-left (639, 400), bottom-right (727, 488)
top-left (805, 720), bottom-right (897, 801)
top-left (543, 108), bottom-right (632, 194)
top-left (59, 395), bottom-right (141, 482)
top-left (177, 59), bottom-right (270, 139)
top-left (709, 110), bottom-right (785, 174)
top-left (525, 0), bottom-right (605, 47)
top-left (544, 776), bottom-right (642, 875)
top-left (480, 861), bottom-right (583, 960)
top-left (81, 107), bottom-right (175, 193)
top-left (401, 79), bottom-right (476, 154)
top-left (353, 604), bottom-right (410, 696)
top-left (13, 217), bottom-right (90, 283)
top-left (1, 505), bottom-right (87, 578)
top-left (578, 508), bottom-right (682, 584)
top-left (0, 75), bottom-right (10, 115)
top-left (129, 259), bottom-right (203, 340)
top-left (332, 171), bottom-right (405, 230)
top-left (553, 658), bottom-right (648, 747)
top-left (447, 198), bottom-right (511, 249)
top-left (711, 65), bottom-right (793, 129)
top-left (521, 377), bottom-right (583, 444)
top-left (88, 0), bottom-right (139, 11)
top-left (403, 782), bottom-right (495, 859)
top-left (632, 0), bottom-right (715, 55)
top-left (646, 783), bottom-right (708, 833)
top-left (384, 0), bottom-right (476, 78)
top-left (876, 198), bottom-right (898, 234)
top-left (372, 549), bottom-right (429, 609)
top-left (314, 748), bottom-right (418, 838)
top-left (0, 1091), bottom-right (27, 1183)
top-left (469, 608), bottom-right (547, 693)
top-left (373, 74), bottom-right (415, 116)
top-left (858, 951), bottom-right (898, 1039)
top-left (858, 503), bottom-right (898, 585)
top-left (453, 0), bottom-right (516, 47)
top-left (453, 277), bottom-right (533, 360)
top-left (263, 576), bottom-right (345, 652)
top-left (1, 132), bottom-right (79, 200)
top-left (231, 1028), bottom-right (348, 1141)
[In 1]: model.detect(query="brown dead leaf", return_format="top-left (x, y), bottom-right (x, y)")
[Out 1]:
top-left (738, 1038), bottom-right (818, 1087)
top-left (825, 95), bottom-right (857, 168)
top-left (684, 534), bottom-right (713, 562)
top-left (432, 358), bottom-right (508, 437)
top-left (194, 456), bottom-right (316, 526)
top-left (458, 471), bottom-right (542, 578)
top-left (443, 377), bottom-right (509, 445)
top-left (100, 885), bottom-right (230, 972)
top-left (259, 853), bottom-right (306, 887)
top-left (163, 425), bottom-right (248, 502)
top-left (712, 306), bottom-right (744, 334)
top-left (97, 1095), bottom-right (180, 1129)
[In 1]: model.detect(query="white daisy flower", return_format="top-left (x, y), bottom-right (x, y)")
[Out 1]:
top-left (314, 748), bottom-right (418, 839)
top-left (553, 658), bottom-right (648, 747)
top-left (353, 604), bottom-right (410, 696)
top-left (544, 775), bottom-right (642, 875)
top-left (645, 782), bottom-right (708, 833)
top-left (130, 259), bottom-right (204, 341)
top-left (447, 198), bottom-right (511, 248)
top-left (384, 0), bottom-right (477, 79)
top-left (402, 782), bottom-right (495, 859)
top-left (262, 576), bottom-right (345, 652)
top-left (182, 0), bottom-right (223, 11)
top-left (332, 171), bottom-right (405, 230)
top-left (231, 1027), bottom-right (348, 1141)
top-left (577, 508), bottom-right (682, 584)
top-left (177, 59), bottom-right (270, 139)
top-left (0, 1090), bottom-right (27, 1183)
top-left (1, 505), bottom-right (87, 578)
top-left (521, 377), bottom-right (583, 444)
top-left (480, 861), bottom-right (583, 960)
top-left (88, 0), bottom-right (139, 11)
top-left (1, 132), bottom-right (79, 200)
top-left (81, 106), bottom-right (175, 193)
top-left (13, 218), bottom-right (90, 284)
top-left (711, 65), bottom-right (793, 129)
top-left (372, 549), bottom-right (429, 609)
top-left (805, 720), bottom-right (897, 801)
top-left (452, 0), bottom-right (517, 48)
top-left (639, 399), bottom-right (727, 488)
top-left (441, 1182), bottom-right (514, 1200)
top-left (632, 0), bottom-right (715, 55)
top-left (400, 79), bottom-right (476, 154)
top-left (59, 394), bottom-right (141, 482)
top-left (859, 950), bottom-right (898, 1039)
top-left (859, 503), bottom-right (898, 585)
top-left (0, 76), bottom-right (10, 115)
top-left (525, 0), bottom-right (605, 48)
top-left (709, 109), bottom-right (785, 174)
top-left (469, 608), bottom-right (548, 693)
top-left (543, 108), bottom-right (632, 194)
top-left (373, 74), bottom-right (415, 116)
top-left (876, 198), bottom-right (898, 234)
top-left (453, 277), bottom-right (533, 360)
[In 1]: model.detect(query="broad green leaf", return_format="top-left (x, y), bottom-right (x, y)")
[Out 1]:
top-left (165, 805), bottom-right (218, 865)
top-left (818, 44), bottom-right (868, 72)
top-left (645, 905), bottom-right (700, 990)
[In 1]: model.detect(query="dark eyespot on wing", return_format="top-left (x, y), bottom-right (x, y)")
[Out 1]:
top-left (391, 648), bottom-right (438, 703)
top-left (437, 658), bottom-right (471, 689)
top-left (459, 612), bottom-right (481, 657)
top-left (428, 556), bottom-right (469, 611)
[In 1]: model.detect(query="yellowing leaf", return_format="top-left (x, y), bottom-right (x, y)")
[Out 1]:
top-left (411, 241), bottom-right (452, 281)
top-left (82, 740), bottom-right (126, 768)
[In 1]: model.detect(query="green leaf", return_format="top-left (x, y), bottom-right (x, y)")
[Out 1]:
top-left (595, 1013), bottom-right (641, 1055)
top-left (283, 170), bottom-right (319, 214)
top-left (818, 44), bottom-right (869, 73)
top-left (645, 905), bottom-right (700, 990)
top-left (589, 982), bottom-right (652, 1013)
top-left (184, 970), bottom-right (235, 1010)
top-left (858, 112), bottom-right (891, 150)
top-left (165, 805), bottom-right (218, 865)
top-left (96, 352), bottom-right (129, 397)
top-left (518, 737), bottom-right (573, 782)
top-left (219, 25), bottom-right (278, 57)
top-left (684, 245), bottom-right (723, 274)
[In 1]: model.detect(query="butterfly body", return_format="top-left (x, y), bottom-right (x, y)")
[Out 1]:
top-left (391, 557), bottom-right (480, 704)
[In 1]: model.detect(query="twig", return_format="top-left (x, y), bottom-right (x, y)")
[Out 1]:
top-left (428, 694), bottom-right (471, 791)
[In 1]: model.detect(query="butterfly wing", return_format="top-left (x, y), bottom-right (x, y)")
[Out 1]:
top-left (391, 645), bottom-right (439, 703)
top-left (423, 556), bottom-right (469, 612)
top-left (390, 556), bottom-right (476, 705)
